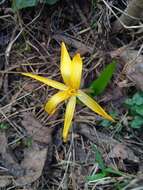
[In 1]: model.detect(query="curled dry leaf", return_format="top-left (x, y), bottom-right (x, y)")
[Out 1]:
top-left (23, 82), bottom-right (39, 92)
top-left (15, 146), bottom-right (48, 186)
top-left (22, 113), bottom-right (52, 144)
top-left (121, 49), bottom-right (143, 65)
top-left (0, 133), bottom-right (24, 178)
top-left (105, 143), bottom-right (139, 171)
top-left (0, 178), bottom-right (11, 188)
top-left (0, 132), bottom-right (7, 154)
top-left (111, 48), bottom-right (143, 90)
top-left (127, 63), bottom-right (143, 91)
top-left (76, 124), bottom-right (118, 150)
top-left (76, 124), bottom-right (139, 172)
top-left (116, 48), bottom-right (143, 90)
top-left (14, 113), bottom-right (53, 186)
top-left (107, 143), bottom-right (139, 162)
top-left (0, 132), bottom-right (24, 178)
top-left (0, 132), bottom-right (11, 187)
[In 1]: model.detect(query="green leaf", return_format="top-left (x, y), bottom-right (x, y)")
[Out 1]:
top-left (43, 0), bottom-right (59, 5)
top-left (130, 116), bottom-right (143, 129)
top-left (12, 0), bottom-right (59, 10)
top-left (135, 105), bottom-right (143, 116)
top-left (100, 119), bottom-right (111, 127)
top-left (24, 137), bottom-right (33, 147)
top-left (104, 167), bottom-right (124, 176)
top-left (124, 98), bottom-right (133, 106)
top-left (86, 172), bottom-right (106, 182)
top-left (125, 92), bottom-right (143, 108)
top-left (100, 111), bottom-right (118, 127)
top-left (12, 0), bottom-right (38, 10)
top-left (89, 60), bottom-right (116, 96)
top-left (132, 92), bottom-right (143, 105)
top-left (0, 123), bottom-right (9, 130)
top-left (92, 145), bottom-right (105, 171)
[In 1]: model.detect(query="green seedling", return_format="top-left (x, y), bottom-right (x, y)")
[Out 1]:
top-left (100, 111), bottom-right (118, 127)
top-left (89, 60), bottom-right (116, 96)
top-left (24, 137), bottom-right (33, 147)
top-left (86, 145), bottom-right (125, 182)
top-left (125, 91), bottom-right (143, 129)
top-left (12, 0), bottom-right (59, 11)
top-left (0, 123), bottom-right (9, 130)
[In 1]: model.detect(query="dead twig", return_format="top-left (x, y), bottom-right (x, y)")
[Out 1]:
top-left (113, 0), bottom-right (143, 32)
top-left (102, 0), bottom-right (143, 30)
top-left (53, 34), bottom-right (93, 55)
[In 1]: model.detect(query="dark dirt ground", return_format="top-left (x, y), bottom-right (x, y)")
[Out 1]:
top-left (0, 0), bottom-right (143, 189)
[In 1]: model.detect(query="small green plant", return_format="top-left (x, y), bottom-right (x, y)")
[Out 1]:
top-left (125, 91), bottom-right (143, 128)
top-left (100, 111), bottom-right (118, 127)
top-left (91, 0), bottom-right (97, 10)
top-left (0, 123), bottom-right (9, 130)
top-left (86, 145), bottom-right (124, 182)
top-left (24, 137), bottom-right (33, 147)
top-left (12, 0), bottom-right (59, 11)
top-left (89, 60), bottom-right (116, 96)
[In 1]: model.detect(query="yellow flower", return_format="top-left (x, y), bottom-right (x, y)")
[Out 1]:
top-left (22, 42), bottom-right (114, 142)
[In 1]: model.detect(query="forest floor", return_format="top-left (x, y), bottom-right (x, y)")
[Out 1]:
top-left (0, 0), bottom-right (143, 189)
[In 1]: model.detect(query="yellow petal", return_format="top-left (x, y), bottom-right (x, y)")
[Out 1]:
top-left (60, 42), bottom-right (72, 85)
top-left (63, 96), bottom-right (76, 142)
top-left (22, 73), bottom-right (67, 91)
top-left (45, 91), bottom-right (70, 115)
top-left (71, 53), bottom-right (82, 89)
top-left (77, 90), bottom-right (114, 122)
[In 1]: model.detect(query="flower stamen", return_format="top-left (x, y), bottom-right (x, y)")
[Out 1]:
top-left (67, 88), bottom-right (77, 96)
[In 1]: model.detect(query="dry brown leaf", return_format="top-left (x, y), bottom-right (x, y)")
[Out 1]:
top-left (0, 133), bottom-right (12, 187)
top-left (127, 63), bottom-right (143, 90)
top-left (14, 113), bottom-right (53, 186)
top-left (112, 48), bottom-right (143, 72)
top-left (0, 177), bottom-right (11, 188)
top-left (105, 143), bottom-right (139, 171)
top-left (76, 124), bottom-right (118, 150)
top-left (76, 124), bottom-right (139, 171)
top-left (22, 113), bottom-right (52, 144)
top-left (0, 133), bottom-right (24, 178)
top-left (15, 146), bottom-right (47, 186)
top-left (0, 132), bottom-right (12, 187)
top-left (23, 82), bottom-right (39, 92)
top-left (110, 46), bottom-right (127, 58)
top-left (107, 143), bottom-right (139, 162)
top-left (0, 75), bottom-right (3, 89)
top-left (110, 48), bottom-right (143, 68)
top-left (0, 132), bottom-right (7, 154)
top-left (111, 48), bottom-right (143, 90)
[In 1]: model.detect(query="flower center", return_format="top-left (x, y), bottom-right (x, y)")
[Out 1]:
top-left (67, 88), bottom-right (77, 96)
